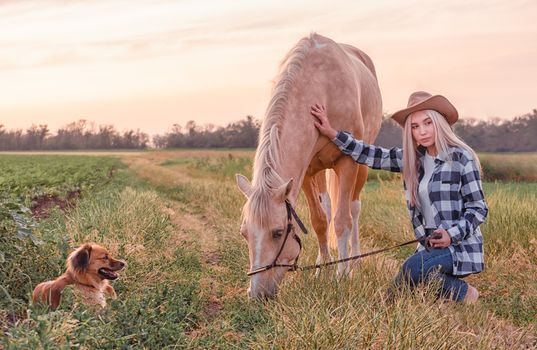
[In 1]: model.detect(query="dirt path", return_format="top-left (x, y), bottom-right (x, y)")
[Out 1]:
top-left (122, 154), bottom-right (226, 332)
top-left (123, 154), bottom-right (220, 263)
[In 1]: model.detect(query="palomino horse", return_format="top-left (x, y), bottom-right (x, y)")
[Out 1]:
top-left (236, 33), bottom-right (382, 299)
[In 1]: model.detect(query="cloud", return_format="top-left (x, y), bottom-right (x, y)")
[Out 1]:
top-left (1, 0), bottom-right (536, 122)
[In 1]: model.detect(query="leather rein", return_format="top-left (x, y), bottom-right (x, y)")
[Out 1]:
top-left (247, 200), bottom-right (440, 276)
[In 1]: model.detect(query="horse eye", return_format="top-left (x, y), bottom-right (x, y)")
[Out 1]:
top-left (272, 229), bottom-right (284, 239)
top-left (103, 255), bottom-right (109, 260)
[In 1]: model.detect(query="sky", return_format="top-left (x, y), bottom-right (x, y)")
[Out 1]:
top-left (1, 0), bottom-right (536, 135)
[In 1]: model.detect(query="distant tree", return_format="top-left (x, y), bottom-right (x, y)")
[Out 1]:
top-left (25, 125), bottom-right (39, 150)
top-left (152, 134), bottom-right (167, 148)
top-left (153, 115), bottom-right (260, 149)
top-left (96, 125), bottom-right (116, 149)
top-left (366, 110), bottom-right (537, 153)
top-left (1, 110), bottom-right (536, 151)
top-left (0, 119), bottom-right (150, 150)
top-left (375, 116), bottom-right (402, 148)
top-left (185, 120), bottom-right (198, 136)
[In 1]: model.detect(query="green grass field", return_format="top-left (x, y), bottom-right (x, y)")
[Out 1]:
top-left (1, 151), bottom-right (536, 349)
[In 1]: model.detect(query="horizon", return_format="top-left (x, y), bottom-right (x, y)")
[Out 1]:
top-left (1, 0), bottom-right (536, 135)
top-left (1, 109), bottom-right (536, 137)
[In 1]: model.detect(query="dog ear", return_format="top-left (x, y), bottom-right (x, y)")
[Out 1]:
top-left (71, 244), bottom-right (92, 271)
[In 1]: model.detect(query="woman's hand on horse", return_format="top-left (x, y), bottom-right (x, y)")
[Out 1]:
top-left (429, 229), bottom-right (451, 248)
top-left (311, 104), bottom-right (337, 139)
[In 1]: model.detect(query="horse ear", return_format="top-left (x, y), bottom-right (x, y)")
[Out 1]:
top-left (236, 174), bottom-right (253, 198)
top-left (276, 178), bottom-right (293, 202)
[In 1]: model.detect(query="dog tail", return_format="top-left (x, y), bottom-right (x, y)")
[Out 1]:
top-left (32, 274), bottom-right (72, 310)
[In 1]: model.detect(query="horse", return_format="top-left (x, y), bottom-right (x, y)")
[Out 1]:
top-left (236, 33), bottom-right (382, 299)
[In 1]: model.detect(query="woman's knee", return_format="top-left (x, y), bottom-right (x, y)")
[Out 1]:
top-left (401, 256), bottom-right (422, 284)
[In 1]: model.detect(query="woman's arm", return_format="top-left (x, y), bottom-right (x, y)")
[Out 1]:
top-left (333, 131), bottom-right (403, 172)
top-left (446, 158), bottom-right (489, 244)
top-left (311, 104), bottom-right (403, 172)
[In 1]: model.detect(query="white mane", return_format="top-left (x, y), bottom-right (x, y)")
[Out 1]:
top-left (244, 34), bottom-right (316, 227)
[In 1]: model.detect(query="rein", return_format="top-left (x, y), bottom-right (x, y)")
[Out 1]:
top-left (247, 200), bottom-right (439, 276)
top-left (298, 237), bottom-right (431, 272)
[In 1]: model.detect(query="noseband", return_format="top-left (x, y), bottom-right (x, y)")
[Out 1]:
top-left (247, 199), bottom-right (308, 276)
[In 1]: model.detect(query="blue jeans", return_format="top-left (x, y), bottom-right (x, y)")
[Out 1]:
top-left (394, 247), bottom-right (469, 301)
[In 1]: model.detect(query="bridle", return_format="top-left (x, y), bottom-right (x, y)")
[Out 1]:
top-left (247, 199), bottom-right (308, 276)
top-left (246, 200), bottom-right (442, 276)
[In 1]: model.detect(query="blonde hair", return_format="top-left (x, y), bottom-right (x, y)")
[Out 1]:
top-left (402, 109), bottom-right (482, 208)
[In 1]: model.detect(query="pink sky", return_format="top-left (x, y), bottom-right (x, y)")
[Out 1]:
top-left (1, 0), bottom-right (536, 135)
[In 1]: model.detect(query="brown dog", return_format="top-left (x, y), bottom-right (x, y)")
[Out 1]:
top-left (32, 243), bottom-right (125, 309)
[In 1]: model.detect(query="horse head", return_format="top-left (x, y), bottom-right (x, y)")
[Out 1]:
top-left (236, 174), bottom-right (302, 299)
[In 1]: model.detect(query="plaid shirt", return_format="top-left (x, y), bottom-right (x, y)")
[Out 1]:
top-left (333, 131), bottom-right (488, 276)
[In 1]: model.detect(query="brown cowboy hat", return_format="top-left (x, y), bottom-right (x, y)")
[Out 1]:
top-left (391, 91), bottom-right (458, 127)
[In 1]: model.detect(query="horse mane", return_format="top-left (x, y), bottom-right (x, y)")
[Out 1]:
top-left (244, 33), bottom-right (316, 227)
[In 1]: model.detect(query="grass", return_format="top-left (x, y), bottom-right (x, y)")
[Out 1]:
top-left (160, 155), bottom-right (252, 180)
top-left (359, 180), bottom-right (537, 331)
top-left (160, 152), bottom-right (536, 348)
top-left (1, 156), bottom-right (203, 349)
top-left (479, 153), bottom-right (537, 182)
top-left (0, 155), bottom-right (121, 201)
top-left (368, 152), bottom-right (537, 183)
top-left (0, 155), bottom-right (124, 319)
top-left (1, 151), bottom-right (536, 348)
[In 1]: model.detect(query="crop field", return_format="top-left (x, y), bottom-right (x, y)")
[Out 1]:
top-left (1, 150), bottom-right (536, 349)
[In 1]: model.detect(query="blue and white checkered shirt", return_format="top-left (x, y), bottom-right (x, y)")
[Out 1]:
top-left (333, 131), bottom-right (488, 276)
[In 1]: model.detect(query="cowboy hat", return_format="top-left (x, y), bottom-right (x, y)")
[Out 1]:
top-left (391, 91), bottom-right (458, 127)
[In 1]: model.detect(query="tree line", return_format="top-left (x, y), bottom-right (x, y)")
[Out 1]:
top-left (1, 110), bottom-right (536, 151)
top-left (375, 109), bottom-right (537, 152)
top-left (152, 116), bottom-right (259, 149)
top-left (0, 120), bottom-right (149, 150)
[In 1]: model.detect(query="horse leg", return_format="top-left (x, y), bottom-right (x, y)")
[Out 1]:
top-left (333, 157), bottom-right (360, 276)
top-left (302, 173), bottom-right (332, 274)
top-left (350, 165), bottom-right (369, 268)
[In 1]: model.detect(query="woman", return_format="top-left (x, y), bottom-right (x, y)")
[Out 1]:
top-left (310, 91), bottom-right (488, 303)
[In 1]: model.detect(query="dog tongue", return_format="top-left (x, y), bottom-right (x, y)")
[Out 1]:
top-left (99, 268), bottom-right (118, 279)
